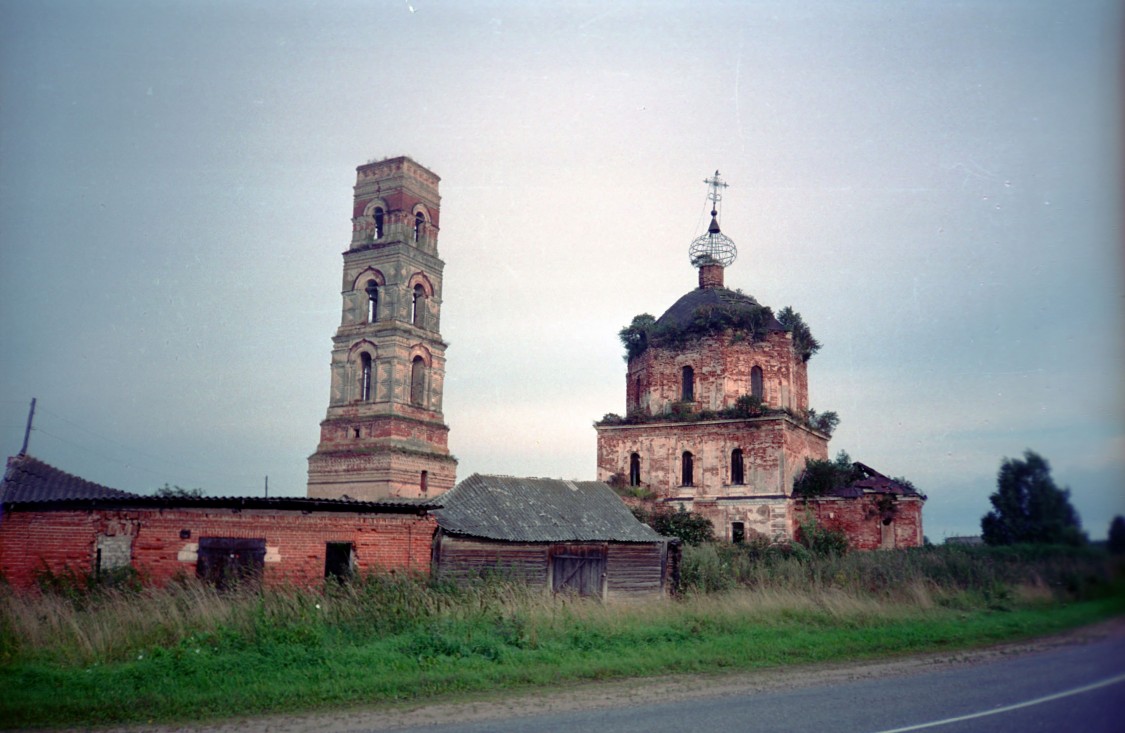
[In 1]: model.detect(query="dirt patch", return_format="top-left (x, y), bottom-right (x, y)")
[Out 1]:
top-left (84, 617), bottom-right (1125, 733)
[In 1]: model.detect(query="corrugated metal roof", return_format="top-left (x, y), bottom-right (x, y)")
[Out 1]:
top-left (434, 473), bottom-right (664, 543)
top-left (0, 454), bottom-right (439, 513)
top-left (1, 454), bottom-right (140, 503)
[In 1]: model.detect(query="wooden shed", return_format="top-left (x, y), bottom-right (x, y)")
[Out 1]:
top-left (432, 474), bottom-right (678, 599)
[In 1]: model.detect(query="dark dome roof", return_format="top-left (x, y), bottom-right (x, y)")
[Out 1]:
top-left (656, 287), bottom-right (785, 332)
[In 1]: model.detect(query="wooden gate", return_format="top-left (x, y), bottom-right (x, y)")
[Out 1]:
top-left (551, 545), bottom-right (606, 597)
top-left (196, 537), bottom-right (266, 590)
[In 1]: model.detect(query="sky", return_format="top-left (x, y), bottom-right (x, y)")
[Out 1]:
top-left (1, 0), bottom-right (1121, 540)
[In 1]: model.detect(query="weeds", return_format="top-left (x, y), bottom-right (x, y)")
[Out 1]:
top-left (1, 544), bottom-right (1122, 728)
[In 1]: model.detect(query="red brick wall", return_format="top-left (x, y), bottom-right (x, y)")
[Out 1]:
top-left (0, 507), bottom-right (437, 590)
top-left (626, 332), bottom-right (807, 416)
top-left (597, 416), bottom-right (828, 497)
top-left (796, 496), bottom-right (925, 550)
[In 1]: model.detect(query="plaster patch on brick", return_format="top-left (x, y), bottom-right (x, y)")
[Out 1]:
top-left (177, 543), bottom-right (198, 563)
top-left (265, 546), bottom-right (281, 563)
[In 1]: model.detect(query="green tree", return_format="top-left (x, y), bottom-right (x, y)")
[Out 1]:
top-left (631, 504), bottom-right (715, 546)
top-left (777, 306), bottom-right (821, 362)
top-left (154, 483), bottom-right (204, 498)
top-left (980, 451), bottom-right (1086, 546)
top-left (1108, 515), bottom-right (1125, 555)
top-left (793, 451), bottom-right (858, 498)
top-left (618, 313), bottom-right (656, 361)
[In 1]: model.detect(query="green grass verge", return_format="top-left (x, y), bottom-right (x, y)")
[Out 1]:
top-left (3, 593), bottom-right (1122, 729)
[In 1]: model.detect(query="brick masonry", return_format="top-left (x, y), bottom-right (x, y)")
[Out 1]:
top-left (799, 496), bottom-right (925, 550)
top-left (0, 505), bottom-right (436, 590)
top-left (598, 261), bottom-right (923, 548)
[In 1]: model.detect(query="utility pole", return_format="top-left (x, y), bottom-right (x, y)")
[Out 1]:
top-left (19, 398), bottom-right (36, 456)
top-left (264, 475), bottom-right (269, 499)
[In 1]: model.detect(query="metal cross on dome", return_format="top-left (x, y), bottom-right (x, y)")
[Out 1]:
top-left (704, 170), bottom-right (728, 206)
top-left (688, 170), bottom-right (738, 268)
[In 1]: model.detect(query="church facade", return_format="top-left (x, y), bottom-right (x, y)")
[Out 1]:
top-left (596, 174), bottom-right (924, 548)
top-left (306, 157), bottom-right (456, 501)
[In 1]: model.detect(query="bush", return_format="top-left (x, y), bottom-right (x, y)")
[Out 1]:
top-left (795, 515), bottom-right (850, 557)
top-left (631, 504), bottom-right (715, 546)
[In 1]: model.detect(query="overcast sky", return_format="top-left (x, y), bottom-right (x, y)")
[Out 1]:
top-left (1, 0), bottom-right (1121, 540)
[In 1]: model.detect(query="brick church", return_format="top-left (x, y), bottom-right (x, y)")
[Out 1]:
top-left (595, 173), bottom-right (925, 548)
top-left (302, 159), bottom-right (923, 549)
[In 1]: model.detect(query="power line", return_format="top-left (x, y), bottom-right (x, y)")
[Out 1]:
top-left (28, 405), bottom-right (267, 491)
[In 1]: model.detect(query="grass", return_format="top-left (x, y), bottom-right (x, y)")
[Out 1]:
top-left (2, 545), bottom-right (1123, 729)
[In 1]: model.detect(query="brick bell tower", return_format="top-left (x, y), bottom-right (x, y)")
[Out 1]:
top-left (307, 156), bottom-right (457, 500)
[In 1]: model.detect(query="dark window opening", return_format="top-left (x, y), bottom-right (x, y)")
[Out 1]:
top-left (353, 427), bottom-right (360, 439)
top-left (682, 451), bottom-right (694, 487)
top-left (751, 366), bottom-right (764, 400)
top-left (324, 542), bottom-right (354, 582)
top-left (731, 448), bottom-right (744, 485)
top-left (410, 356), bottom-right (425, 406)
top-left (414, 212), bottom-right (424, 242)
top-left (412, 284), bottom-right (426, 327)
top-left (629, 452), bottom-right (641, 487)
top-left (420, 470), bottom-right (428, 493)
top-left (682, 366), bottom-right (694, 402)
top-left (197, 537), bottom-right (266, 591)
top-left (360, 353), bottom-right (372, 401)
top-left (373, 207), bottom-right (384, 238)
top-left (732, 522), bottom-right (745, 544)
top-left (365, 279), bottom-right (379, 323)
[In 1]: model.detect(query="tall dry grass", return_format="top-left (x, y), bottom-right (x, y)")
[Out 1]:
top-left (1, 544), bottom-right (1119, 668)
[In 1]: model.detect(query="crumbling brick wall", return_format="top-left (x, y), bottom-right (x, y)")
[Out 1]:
top-left (0, 506), bottom-right (436, 590)
top-left (795, 496), bottom-right (925, 550)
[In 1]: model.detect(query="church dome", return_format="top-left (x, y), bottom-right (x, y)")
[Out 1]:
top-left (656, 286), bottom-right (786, 333)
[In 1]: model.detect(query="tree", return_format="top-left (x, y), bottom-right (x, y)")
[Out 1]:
top-left (631, 504), bottom-right (714, 546)
top-left (980, 451), bottom-right (1086, 546)
top-left (155, 483), bottom-right (204, 498)
top-left (792, 450), bottom-right (859, 498)
top-left (777, 306), bottom-right (821, 362)
top-left (1108, 515), bottom-right (1125, 555)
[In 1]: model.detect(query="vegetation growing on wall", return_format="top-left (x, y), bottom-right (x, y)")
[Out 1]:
top-left (618, 294), bottom-right (774, 361)
top-left (792, 451), bottom-right (864, 498)
top-left (776, 306), bottom-right (820, 362)
top-left (597, 397), bottom-right (839, 437)
top-left (618, 300), bottom-right (820, 363)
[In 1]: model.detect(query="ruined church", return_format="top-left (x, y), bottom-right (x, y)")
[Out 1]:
top-left (0, 157), bottom-right (924, 594)
top-left (302, 158), bottom-right (924, 551)
top-left (595, 173), bottom-right (925, 548)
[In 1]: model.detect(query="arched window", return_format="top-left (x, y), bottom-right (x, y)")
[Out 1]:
top-left (731, 448), bottom-right (744, 485)
top-left (681, 366), bottom-right (694, 402)
top-left (629, 452), bottom-right (641, 487)
top-left (410, 356), bottom-right (425, 406)
top-left (414, 212), bottom-right (424, 242)
top-left (359, 353), bottom-right (372, 401)
top-left (373, 207), bottom-right (385, 238)
top-left (365, 279), bottom-right (379, 323)
top-left (420, 470), bottom-right (428, 494)
top-left (412, 284), bottom-right (426, 327)
top-left (751, 366), bottom-right (764, 401)
top-left (681, 451), bottom-right (694, 487)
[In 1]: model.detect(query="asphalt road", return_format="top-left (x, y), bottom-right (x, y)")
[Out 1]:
top-left (375, 631), bottom-right (1125, 733)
